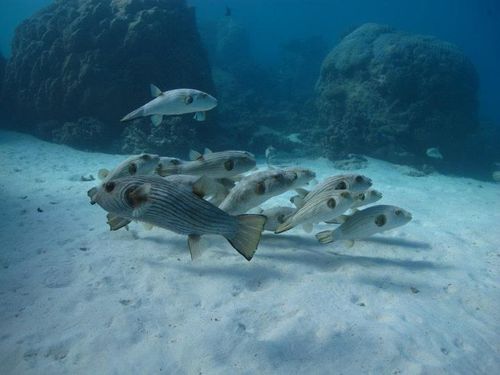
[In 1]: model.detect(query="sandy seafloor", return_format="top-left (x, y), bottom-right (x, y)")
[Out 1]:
top-left (0, 130), bottom-right (499, 375)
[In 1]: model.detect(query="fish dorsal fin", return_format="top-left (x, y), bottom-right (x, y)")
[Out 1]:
top-left (295, 188), bottom-right (309, 198)
top-left (192, 175), bottom-right (212, 198)
top-left (151, 114), bottom-right (163, 126)
top-left (290, 195), bottom-right (304, 209)
top-left (98, 168), bottom-right (110, 180)
top-left (189, 150), bottom-right (203, 161)
top-left (204, 148), bottom-right (213, 155)
top-left (188, 234), bottom-right (204, 260)
top-left (150, 84), bottom-right (163, 97)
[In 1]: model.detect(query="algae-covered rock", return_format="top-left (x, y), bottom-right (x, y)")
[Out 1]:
top-left (2, 0), bottom-right (216, 149)
top-left (315, 23), bottom-right (479, 163)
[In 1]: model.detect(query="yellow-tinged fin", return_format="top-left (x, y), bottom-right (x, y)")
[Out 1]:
top-left (106, 213), bottom-right (131, 231)
top-left (151, 114), bottom-right (163, 126)
top-left (193, 111), bottom-right (206, 121)
top-left (150, 84), bottom-right (163, 97)
top-left (188, 234), bottom-right (204, 260)
top-left (315, 230), bottom-right (334, 244)
top-left (98, 169), bottom-right (109, 180)
top-left (228, 214), bottom-right (266, 261)
top-left (192, 175), bottom-right (212, 198)
top-left (345, 240), bottom-right (355, 248)
top-left (189, 150), bottom-right (203, 161)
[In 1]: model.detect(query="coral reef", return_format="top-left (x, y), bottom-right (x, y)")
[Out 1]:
top-left (119, 117), bottom-right (201, 157)
top-left (315, 23), bottom-right (479, 164)
top-left (2, 0), bottom-right (216, 150)
top-left (52, 117), bottom-right (111, 151)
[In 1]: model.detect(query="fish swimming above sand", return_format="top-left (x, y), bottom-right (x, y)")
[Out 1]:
top-left (426, 147), bottom-right (443, 159)
top-left (315, 204), bottom-right (412, 245)
top-left (219, 168), bottom-right (316, 215)
top-left (98, 153), bottom-right (160, 182)
top-left (276, 191), bottom-right (354, 234)
top-left (157, 149), bottom-right (256, 179)
top-left (350, 188), bottom-right (383, 209)
top-left (121, 85), bottom-right (217, 126)
top-left (87, 175), bottom-right (266, 261)
top-left (290, 174), bottom-right (372, 208)
top-left (256, 206), bottom-right (297, 232)
top-left (163, 174), bottom-right (231, 206)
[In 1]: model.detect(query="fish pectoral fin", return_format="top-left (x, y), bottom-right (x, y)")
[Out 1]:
top-left (142, 223), bottom-right (154, 231)
top-left (98, 168), bottom-right (110, 180)
top-left (302, 223), bottom-right (313, 233)
top-left (192, 175), bottom-right (213, 198)
top-left (150, 84), bottom-right (163, 97)
top-left (204, 148), bottom-right (213, 154)
top-left (188, 234), bottom-right (204, 260)
top-left (290, 195), bottom-right (304, 209)
top-left (106, 213), bottom-right (132, 231)
top-left (193, 111), bottom-right (206, 121)
top-left (189, 149), bottom-right (204, 161)
top-left (315, 230), bottom-right (334, 244)
top-left (151, 114), bottom-right (163, 126)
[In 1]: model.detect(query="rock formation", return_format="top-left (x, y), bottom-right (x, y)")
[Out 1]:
top-left (315, 23), bottom-right (479, 164)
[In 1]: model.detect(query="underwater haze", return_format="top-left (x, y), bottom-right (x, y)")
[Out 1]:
top-left (0, 0), bottom-right (499, 374)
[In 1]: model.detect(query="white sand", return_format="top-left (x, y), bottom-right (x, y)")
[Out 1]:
top-left (0, 130), bottom-right (499, 374)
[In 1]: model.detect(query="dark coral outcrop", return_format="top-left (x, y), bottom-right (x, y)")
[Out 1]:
top-left (2, 0), bottom-right (216, 151)
top-left (315, 23), bottom-right (479, 164)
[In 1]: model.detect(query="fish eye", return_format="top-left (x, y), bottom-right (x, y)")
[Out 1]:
top-left (395, 209), bottom-right (402, 216)
top-left (335, 181), bottom-right (347, 190)
top-left (224, 159), bottom-right (234, 171)
top-left (141, 154), bottom-right (151, 161)
top-left (277, 214), bottom-right (286, 223)
top-left (355, 175), bottom-right (364, 183)
top-left (184, 95), bottom-right (193, 105)
top-left (128, 163), bottom-right (137, 175)
top-left (375, 214), bottom-right (387, 227)
top-left (340, 192), bottom-right (351, 199)
top-left (104, 181), bottom-right (115, 193)
top-left (358, 193), bottom-right (366, 201)
top-left (327, 198), bottom-right (336, 209)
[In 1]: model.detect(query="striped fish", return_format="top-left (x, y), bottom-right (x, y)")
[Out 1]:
top-left (156, 149), bottom-right (256, 178)
top-left (163, 174), bottom-right (231, 206)
top-left (291, 174), bottom-right (372, 208)
top-left (257, 206), bottom-right (297, 232)
top-left (98, 153), bottom-right (160, 182)
top-left (275, 191), bottom-right (354, 234)
top-left (315, 205), bottom-right (412, 245)
top-left (87, 175), bottom-right (266, 261)
top-left (219, 168), bottom-right (316, 215)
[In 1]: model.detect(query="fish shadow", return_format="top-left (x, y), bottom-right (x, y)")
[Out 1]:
top-left (361, 237), bottom-right (431, 250)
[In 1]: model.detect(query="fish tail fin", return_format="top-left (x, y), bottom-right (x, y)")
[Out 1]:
top-left (315, 229), bottom-right (338, 244)
top-left (121, 106), bottom-right (145, 122)
top-left (227, 214), bottom-right (267, 261)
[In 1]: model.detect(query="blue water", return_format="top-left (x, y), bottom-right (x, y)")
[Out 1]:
top-left (2, 0), bottom-right (500, 122)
